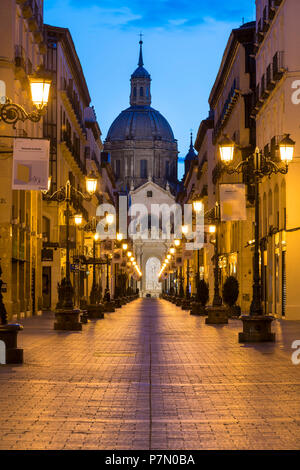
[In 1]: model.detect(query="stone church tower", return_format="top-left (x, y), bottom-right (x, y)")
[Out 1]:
top-left (104, 39), bottom-right (178, 192)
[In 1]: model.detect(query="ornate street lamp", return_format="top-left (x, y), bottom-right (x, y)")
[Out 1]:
top-left (192, 197), bottom-right (203, 306)
top-left (209, 206), bottom-right (222, 308)
top-left (74, 213), bottom-right (83, 226)
top-left (219, 134), bottom-right (295, 342)
top-left (43, 176), bottom-right (98, 329)
top-left (0, 66), bottom-right (52, 127)
top-left (0, 263), bottom-right (7, 325)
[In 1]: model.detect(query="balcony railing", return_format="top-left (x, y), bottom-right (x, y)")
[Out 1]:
top-left (256, 0), bottom-right (283, 47)
top-left (62, 131), bottom-right (86, 175)
top-left (15, 45), bottom-right (26, 70)
top-left (61, 78), bottom-right (85, 131)
top-left (273, 51), bottom-right (285, 80)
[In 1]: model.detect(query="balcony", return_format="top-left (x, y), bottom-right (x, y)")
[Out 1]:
top-left (273, 51), bottom-right (285, 80)
top-left (60, 78), bottom-right (86, 138)
top-left (261, 74), bottom-right (269, 99)
top-left (212, 79), bottom-right (240, 143)
top-left (254, 52), bottom-right (285, 114)
top-left (266, 64), bottom-right (275, 91)
top-left (61, 131), bottom-right (87, 176)
top-left (256, 0), bottom-right (283, 49)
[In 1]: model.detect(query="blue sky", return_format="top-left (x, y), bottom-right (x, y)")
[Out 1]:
top-left (44, 0), bottom-right (255, 179)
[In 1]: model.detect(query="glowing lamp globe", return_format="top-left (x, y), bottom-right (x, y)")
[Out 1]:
top-left (86, 170), bottom-right (98, 195)
top-left (279, 134), bottom-right (295, 163)
top-left (219, 134), bottom-right (235, 164)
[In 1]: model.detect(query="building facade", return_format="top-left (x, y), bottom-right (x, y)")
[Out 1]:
top-left (254, 0), bottom-right (300, 319)
top-left (42, 25), bottom-right (116, 311)
top-left (104, 40), bottom-right (179, 296)
top-left (104, 40), bottom-right (178, 193)
top-left (0, 0), bottom-right (46, 319)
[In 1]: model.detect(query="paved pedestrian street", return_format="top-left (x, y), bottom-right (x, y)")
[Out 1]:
top-left (1, 298), bottom-right (300, 450)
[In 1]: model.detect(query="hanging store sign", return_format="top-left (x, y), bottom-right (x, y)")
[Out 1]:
top-left (59, 226), bottom-right (76, 249)
top-left (103, 239), bottom-right (113, 254)
top-left (112, 250), bottom-right (122, 264)
top-left (183, 249), bottom-right (193, 260)
top-left (12, 138), bottom-right (50, 190)
top-left (220, 183), bottom-right (246, 221)
top-left (175, 255), bottom-right (183, 267)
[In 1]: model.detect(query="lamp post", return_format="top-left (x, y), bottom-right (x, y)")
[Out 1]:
top-left (218, 133), bottom-right (295, 342)
top-left (90, 233), bottom-right (100, 305)
top-left (43, 172), bottom-right (98, 330)
top-left (0, 66), bottom-right (51, 127)
top-left (0, 263), bottom-right (7, 325)
top-left (210, 205), bottom-right (222, 307)
top-left (190, 198), bottom-right (205, 314)
top-left (181, 225), bottom-right (191, 310)
top-left (205, 204), bottom-right (229, 325)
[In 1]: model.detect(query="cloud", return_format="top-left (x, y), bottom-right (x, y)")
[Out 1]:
top-left (56, 0), bottom-right (255, 30)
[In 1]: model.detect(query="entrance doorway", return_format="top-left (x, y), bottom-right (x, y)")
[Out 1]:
top-left (145, 257), bottom-right (161, 297)
top-left (42, 266), bottom-right (51, 310)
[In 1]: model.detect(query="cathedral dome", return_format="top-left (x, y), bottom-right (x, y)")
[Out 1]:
top-left (106, 105), bottom-right (175, 142)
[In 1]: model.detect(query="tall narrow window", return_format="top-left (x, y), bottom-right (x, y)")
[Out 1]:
top-left (140, 160), bottom-right (148, 178)
top-left (165, 161), bottom-right (170, 178)
top-left (115, 159), bottom-right (120, 178)
top-left (140, 87), bottom-right (144, 97)
top-left (133, 87), bottom-right (137, 97)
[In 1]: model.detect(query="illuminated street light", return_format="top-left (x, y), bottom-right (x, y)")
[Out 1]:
top-left (106, 213), bottom-right (114, 225)
top-left (74, 214), bottom-right (83, 226)
top-left (219, 134), bottom-right (235, 164)
top-left (279, 134), bottom-right (295, 163)
top-left (192, 199), bottom-right (203, 213)
top-left (85, 171), bottom-right (98, 195)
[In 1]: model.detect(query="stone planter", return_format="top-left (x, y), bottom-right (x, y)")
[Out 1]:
top-left (103, 301), bottom-right (115, 313)
top-left (190, 302), bottom-right (207, 316)
top-left (0, 324), bottom-right (23, 364)
top-left (205, 306), bottom-right (228, 324)
top-left (54, 308), bottom-right (82, 331)
top-left (181, 299), bottom-right (191, 310)
top-left (80, 310), bottom-right (89, 324)
top-left (227, 305), bottom-right (241, 318)
top-left (86, 304), bottom-right (105, 319)
top-left (114, 299), bottom-right (122, 308)
top-left (239, 315), bottom-right (275, 342)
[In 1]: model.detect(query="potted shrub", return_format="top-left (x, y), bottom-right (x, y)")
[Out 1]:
top-left (222, 276), bottom-right (241, 317)
top-left (191, 279), bottom-right (209, 315)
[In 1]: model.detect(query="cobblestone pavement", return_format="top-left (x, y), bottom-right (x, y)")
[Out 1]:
top-left (1, 298), bottom-right (300, 450)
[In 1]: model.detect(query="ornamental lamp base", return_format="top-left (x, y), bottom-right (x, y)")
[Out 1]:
top-left (181, 299), bottom-right (191, 310)
top-left (238, 315), bottom-right (275, 343)
top-left (190, 302), bottom-right (207, 316)
top-left (86, 304), bottom-right (105, 319)
top-left (54, 308), bottom-right (82, 331)
top-left (103, 301), bottom-right (115, 313)
top-left (0, 324), bottom-right (23, 364)
top-left (205, 306), bottom-right (228, 325)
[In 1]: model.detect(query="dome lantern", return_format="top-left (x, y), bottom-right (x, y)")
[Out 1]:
top-left (130, 36), bottom-right (152, 106)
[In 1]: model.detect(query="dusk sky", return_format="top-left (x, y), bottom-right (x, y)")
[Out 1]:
top-left (44, 0), bottom-right (255, 179)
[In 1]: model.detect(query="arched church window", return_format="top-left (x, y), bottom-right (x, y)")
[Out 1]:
top-left (165, 161), bottom-right (170, 178)
top-left (133, 87), bottom-right (137, 97)
top-left (140, 160), bottom-right (148, 178)
top-left (146, 87), bottom-right (149, 97)
top-left (140, 87), bottom-right (144, 97)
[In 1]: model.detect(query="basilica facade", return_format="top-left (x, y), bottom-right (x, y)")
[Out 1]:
top-left (104, 40), bottom-right (179, 296)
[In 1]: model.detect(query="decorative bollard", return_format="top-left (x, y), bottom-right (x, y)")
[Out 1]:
top-left (239, 315), bottom-right (275, 343)
top-left (54, 308), bottom-right (82, 331)
top-left (205, 306), bottom-right (228, 325)
top-left (86, 303), bottom-right (104, 319)
top-left (0, 323), bottom-right (23, 364)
